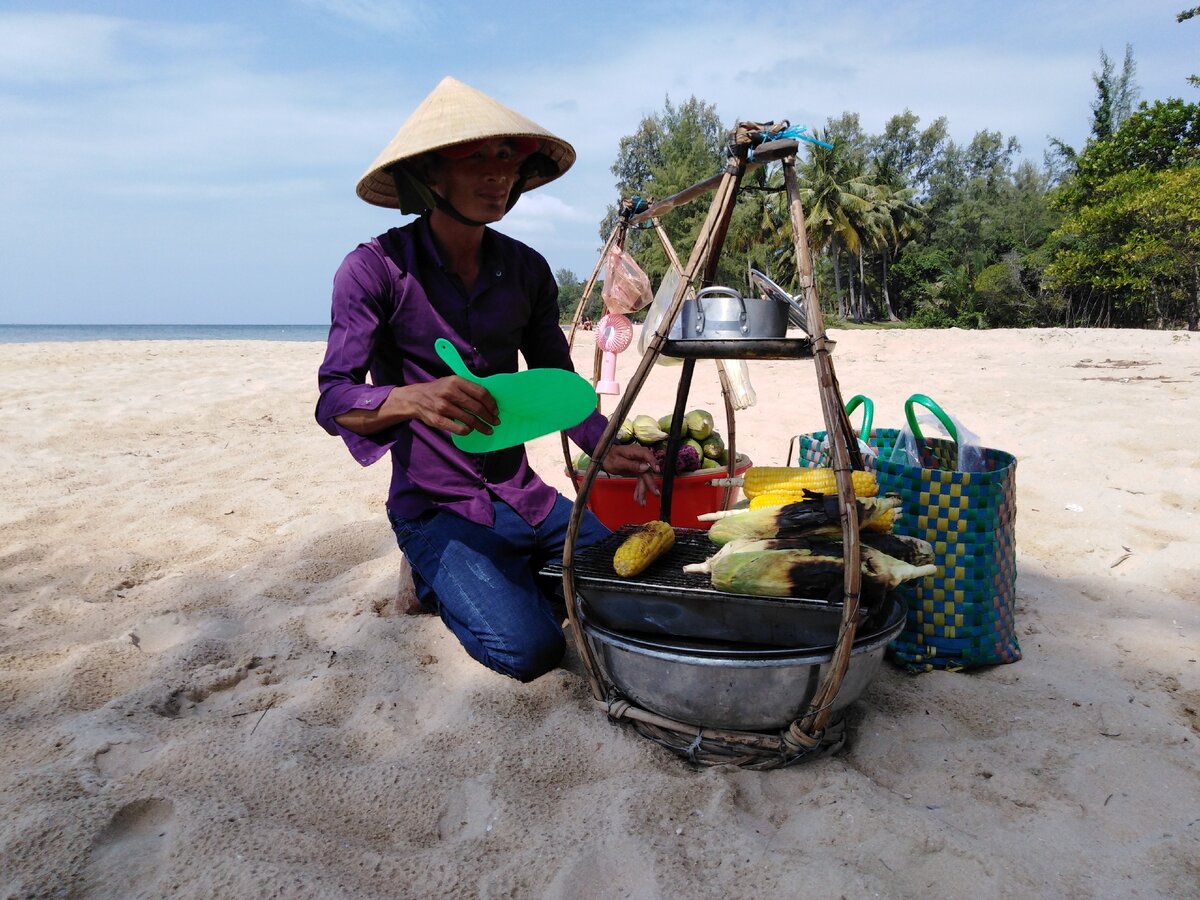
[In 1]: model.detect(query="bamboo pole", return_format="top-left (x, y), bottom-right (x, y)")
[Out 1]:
top-left (566, 225), bottom-right (619, 347)
top-left (562, 224), bottom-right (622, 489)
top-left (628, 173), bottom-right (724, 226)
top-left (780, 155), bottom-right (864, 742)
top-left (562, 150), bottom-right (748, 702)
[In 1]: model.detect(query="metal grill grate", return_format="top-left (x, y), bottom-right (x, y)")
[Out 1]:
top-left (543, 525), bottom-right (834, 606)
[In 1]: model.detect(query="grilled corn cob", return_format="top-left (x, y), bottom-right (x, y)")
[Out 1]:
top-left (834, 531), bottom-right (932, 566)
top-left (612, 520), bottom-right (676, 577)
top-left (742, 466), bottom-right (878, 499)
top-left (708, 549), bottom-right (845, 598)
top-left (704, 545), bottom-right (936, 600)
top-left (706, 494), bottom-right (901, 546)
top-left (864, 506), bottom-right (897, 533)
top-left (860, 546), bottom-right (938, 590)
top-left (684, 531), bottom-right (933, 576)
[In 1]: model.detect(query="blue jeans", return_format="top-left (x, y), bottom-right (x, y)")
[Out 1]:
top-left (388, 496), bottom-right (610, 682)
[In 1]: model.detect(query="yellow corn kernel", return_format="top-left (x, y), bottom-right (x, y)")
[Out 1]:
top-left (741, 466), bottom-right (878, 499)
top-left (612, 520), bottom-right (676, 577)
top-left (863, 506), bottom-right (897, 533)
top-left (748, 492), bottom-right (792, 509)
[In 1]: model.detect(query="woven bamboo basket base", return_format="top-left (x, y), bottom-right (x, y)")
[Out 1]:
top-left (603, 699), bottom-right (847, 770)
top-left (629, 718), bottom-right (846, 769)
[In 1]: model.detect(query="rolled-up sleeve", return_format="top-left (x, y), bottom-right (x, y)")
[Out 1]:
top-left (315, 247), bottom-right (399, 467)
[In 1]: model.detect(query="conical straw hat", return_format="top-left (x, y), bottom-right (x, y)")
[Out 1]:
top-left (356, 76), bottom-right (576, 210)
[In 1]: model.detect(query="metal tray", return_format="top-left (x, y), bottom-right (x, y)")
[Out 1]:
top-left (660, 336), bottom-right (818, 360)
top-left (544, 527), bottom-right (866, 648)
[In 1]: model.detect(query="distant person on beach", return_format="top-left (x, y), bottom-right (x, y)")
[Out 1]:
top-left (315, 77), bottom-right (657, 682)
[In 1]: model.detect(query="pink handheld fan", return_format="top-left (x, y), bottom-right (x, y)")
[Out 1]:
top-left (595, 312), bottom-right (633, 395)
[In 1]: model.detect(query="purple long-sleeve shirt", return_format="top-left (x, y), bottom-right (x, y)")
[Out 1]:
top-left (315, 215), bottom-right (606, 528)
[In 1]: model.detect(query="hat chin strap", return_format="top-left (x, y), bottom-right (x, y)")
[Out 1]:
top-left (431, 176), bottom-right (528, 228)
top-left (387, 160), bottom-right (536, 225)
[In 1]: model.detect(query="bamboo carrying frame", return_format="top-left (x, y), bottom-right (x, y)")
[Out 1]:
top-left (561, 123), bottom-right (867, 768)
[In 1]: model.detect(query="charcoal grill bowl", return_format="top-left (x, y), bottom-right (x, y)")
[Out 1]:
top-left (579, 595), bottom-right (904, 732)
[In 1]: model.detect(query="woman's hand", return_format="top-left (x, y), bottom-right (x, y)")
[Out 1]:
top-left (597, 443), bottom-right (661, 506)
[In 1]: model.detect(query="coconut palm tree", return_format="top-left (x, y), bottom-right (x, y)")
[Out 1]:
top-left (797, 134), bottom-right (876, 319)
top-left (869, 180), bottom-right (925, 320)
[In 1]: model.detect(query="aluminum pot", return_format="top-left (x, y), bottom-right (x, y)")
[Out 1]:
top-left (677, 286), bottom-right (788, 340)
top-left (581, 595), bottom-right (905, 732)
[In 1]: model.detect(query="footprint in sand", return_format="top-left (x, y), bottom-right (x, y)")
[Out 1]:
top-left (83, 798), bottom-right (176, 894)
top-left (149, 655), bottom-right (277, 719)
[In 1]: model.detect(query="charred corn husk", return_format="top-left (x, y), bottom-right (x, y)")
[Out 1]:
top-left (704, 544), bottom-right (936, 600)
top-left (813, 531), bottom-right (933, 566)
top-left (861, 546), bottom-right (938, 590)
top-left (682, 537), bottom-right (815, 575)
top-left (685, 531), bottom-right (932, 577)
top-left (612, 521), bottom-right (675, 577)
top-left (863, 532), bottom-right (932, 565)
top-left (742, 466), bottom-right (878, 499)
top-left (707, 494), bottom-right (901, 546)
top-left (708, 549), bottom-right (845, 598)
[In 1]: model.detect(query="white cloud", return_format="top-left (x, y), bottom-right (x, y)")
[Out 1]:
top-left (0, 12), bottom-right (241, 85)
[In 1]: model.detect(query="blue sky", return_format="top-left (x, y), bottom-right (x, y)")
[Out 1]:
top-left (1, 1), bottom-right (1195, 324)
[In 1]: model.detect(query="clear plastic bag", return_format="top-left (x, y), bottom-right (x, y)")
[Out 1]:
top-left (889, 398), bottom-right (986, 472)
top-left (717, 358), bottom-right (757, 409)
top-left (637, 268), bottom-right (684, 366)
top-left (601, 246), bottom-right (653, 314)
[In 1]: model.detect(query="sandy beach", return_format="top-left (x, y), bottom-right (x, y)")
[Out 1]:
top-left (1, 327), bottom-right (1197, 898)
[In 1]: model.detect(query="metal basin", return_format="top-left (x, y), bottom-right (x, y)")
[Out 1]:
top-left (581, 595), bottom-right (905, 732)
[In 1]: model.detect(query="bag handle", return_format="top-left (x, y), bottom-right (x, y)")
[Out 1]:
top-left (844, 394), bottom-right (873, 439)
top-left (905, 393), bottom-right (958, 446)
top-left (787, 394), bottom-right (872, 465)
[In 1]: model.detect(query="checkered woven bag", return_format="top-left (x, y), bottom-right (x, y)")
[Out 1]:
top-left (793, 395), bottom-right (1020, 671)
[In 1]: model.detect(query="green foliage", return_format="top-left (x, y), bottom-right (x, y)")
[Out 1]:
top-left (1045, 97), bottom-right (1200, 327)
top-left (1058, 99), bottom-right (1200, 208)
top-left (1045, 166), bottom-right (1200, 327)
top-left (594, 55), bottom-right (1197, 332)
top-left (1181, 7), bottom-right (1200, 87)
top-left (601, 96), bottom-right (730, 289)
top-left (554, 268), bottom-right (584, 324)
top-left (1090, 45), bottom-right (1139, 142)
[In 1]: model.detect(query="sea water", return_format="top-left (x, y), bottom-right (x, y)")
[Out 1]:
top-left (0, 324), bottom-right (329, 343)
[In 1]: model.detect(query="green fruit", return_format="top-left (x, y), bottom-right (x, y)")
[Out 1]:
top-left (632, 415), bottom-right (668, 445)
top-left (684, 409), bottom-right (714, 441)
top-left (657, 414), bottom-right (687, 438)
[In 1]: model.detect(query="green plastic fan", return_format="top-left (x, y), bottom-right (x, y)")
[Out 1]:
top-left (434, 338), bottom-right (598, 453)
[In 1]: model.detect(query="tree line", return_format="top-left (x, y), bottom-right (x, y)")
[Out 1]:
top-left (557, 20), bottom-right (1199, 331)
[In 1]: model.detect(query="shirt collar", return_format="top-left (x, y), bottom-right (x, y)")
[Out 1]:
top-left (414, 214), bottom-right (505, 282)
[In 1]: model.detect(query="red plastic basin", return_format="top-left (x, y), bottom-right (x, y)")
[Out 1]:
top-left (571, 456), bottom-right (751, 531)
